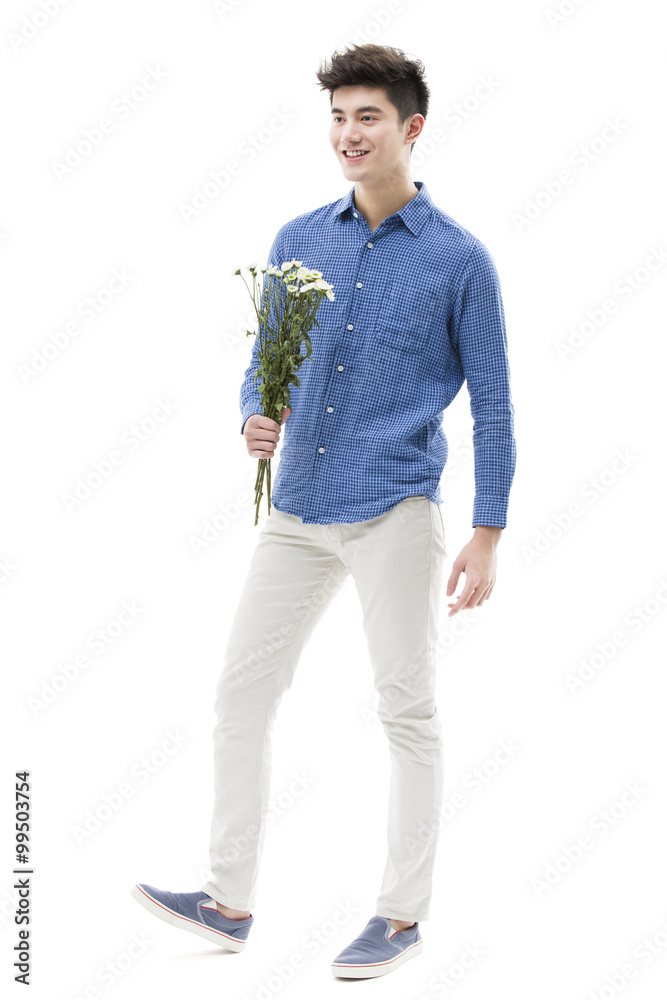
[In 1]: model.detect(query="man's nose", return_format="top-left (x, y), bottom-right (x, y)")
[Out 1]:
top-left (341, 123), bottom-right (361, 143)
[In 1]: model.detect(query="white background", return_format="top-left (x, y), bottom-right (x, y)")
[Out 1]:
top-left (2, 0), bottom-right (666, 998)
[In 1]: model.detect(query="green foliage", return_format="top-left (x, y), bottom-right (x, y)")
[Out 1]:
top-left (235, 260), bottom-right (335, 523)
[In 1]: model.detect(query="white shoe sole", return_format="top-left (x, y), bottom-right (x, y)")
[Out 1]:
top-left (331, 937), bottom-right (423, 977)
top-left (130, 884), bottom-right (247, 952)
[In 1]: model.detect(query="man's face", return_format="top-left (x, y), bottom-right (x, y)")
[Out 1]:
top-left (329, 84), bottom-right (421, 181)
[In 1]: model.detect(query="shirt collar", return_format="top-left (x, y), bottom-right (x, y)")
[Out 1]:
top-left (333, 180), bottom-right (433, 237)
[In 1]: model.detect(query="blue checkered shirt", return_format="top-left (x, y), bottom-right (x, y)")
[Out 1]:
top-left (240, 180), bottom-right (516, 526)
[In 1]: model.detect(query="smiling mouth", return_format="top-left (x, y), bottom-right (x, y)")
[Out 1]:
top-left (343, 150), bottom-right (370, 159)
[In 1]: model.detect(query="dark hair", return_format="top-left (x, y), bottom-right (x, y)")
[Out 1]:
top-left (315, 43), bottom-right (429, 157)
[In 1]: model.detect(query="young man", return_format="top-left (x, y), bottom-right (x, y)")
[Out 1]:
top-left (131, 43), bottom-right (516, 979)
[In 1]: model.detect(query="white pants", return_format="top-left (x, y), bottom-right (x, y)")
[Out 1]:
top-left (200, 494), bottom-right (447, 922)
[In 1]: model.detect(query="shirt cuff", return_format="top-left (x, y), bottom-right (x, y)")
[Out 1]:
top-left (240, 404), bottom-right (263, 435)
top-left (472, 494), bottom-right (509, 529)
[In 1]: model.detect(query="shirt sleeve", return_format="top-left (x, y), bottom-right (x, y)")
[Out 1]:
top-left (450, 239), bottom-right (517, 528)
top-left (239, 231), bottom-right (284, 434)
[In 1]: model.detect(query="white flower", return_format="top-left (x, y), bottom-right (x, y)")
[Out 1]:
top-left (286, 283), bottom-right (298, 292)
top-left (299, 278), bottom-right (335, 299)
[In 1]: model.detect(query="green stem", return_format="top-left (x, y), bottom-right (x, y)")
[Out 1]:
top-left (266, 455), bottom-right (272, 514)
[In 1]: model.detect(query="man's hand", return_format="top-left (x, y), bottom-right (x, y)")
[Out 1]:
top-left (446, 525), bottom-right (502, 616)
top-left (243, 407), bottom-right (291, 458)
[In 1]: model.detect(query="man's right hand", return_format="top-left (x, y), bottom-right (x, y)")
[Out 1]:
top-left (243, 407), bottom-right (291, 458)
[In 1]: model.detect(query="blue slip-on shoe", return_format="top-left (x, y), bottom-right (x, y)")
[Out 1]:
top-left (331, 916), bottom-right (423, 978)
top-left (130, 883), bottom-right (253, 952)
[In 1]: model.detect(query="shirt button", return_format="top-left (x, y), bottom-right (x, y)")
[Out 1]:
top-left (356, 281), bottom-right (363, 289)
top-left (337, 365), bottom-right (344, 371)
top-left (347, 323), bottom-right (353, 330)
top-left (327, 406), bottom-right (333, 413)
top-left (318, 446), bottom-right (325, 453)
top-left (367, 241), bottom-right (373, 248)
top-left (353, 212), bottom-right (358, 218)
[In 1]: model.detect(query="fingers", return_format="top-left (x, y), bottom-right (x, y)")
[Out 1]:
top-left (447, 579), bottom-right (494, 616)
top-left (244, 415), bottom-right (284, 458)
top-left (446, 566), bottom-right (460, 597)
top-left (248, 443), bottom-right (277, 458)
top-left (247, 433), bottom-right (279, 458)
top-left (250, 415), bottom-right (282, 432)
top-left (447, 586), bottom-right (474, 617)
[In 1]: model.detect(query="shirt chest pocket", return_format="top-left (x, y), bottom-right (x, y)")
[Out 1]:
top-left (374, 278), bottom-right (439, 355)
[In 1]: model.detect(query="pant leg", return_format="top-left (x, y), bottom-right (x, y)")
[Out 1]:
top-left (337, 496), bottom-right (447, 922)
top-left (201, 509), bottom-right (349, 911)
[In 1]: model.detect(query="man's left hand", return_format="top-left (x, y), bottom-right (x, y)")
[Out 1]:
top-left (446, 526), bottom-right (502, 616)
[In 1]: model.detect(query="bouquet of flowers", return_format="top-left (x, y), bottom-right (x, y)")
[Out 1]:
top-left (234, 259), bottom-right (334, 525)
